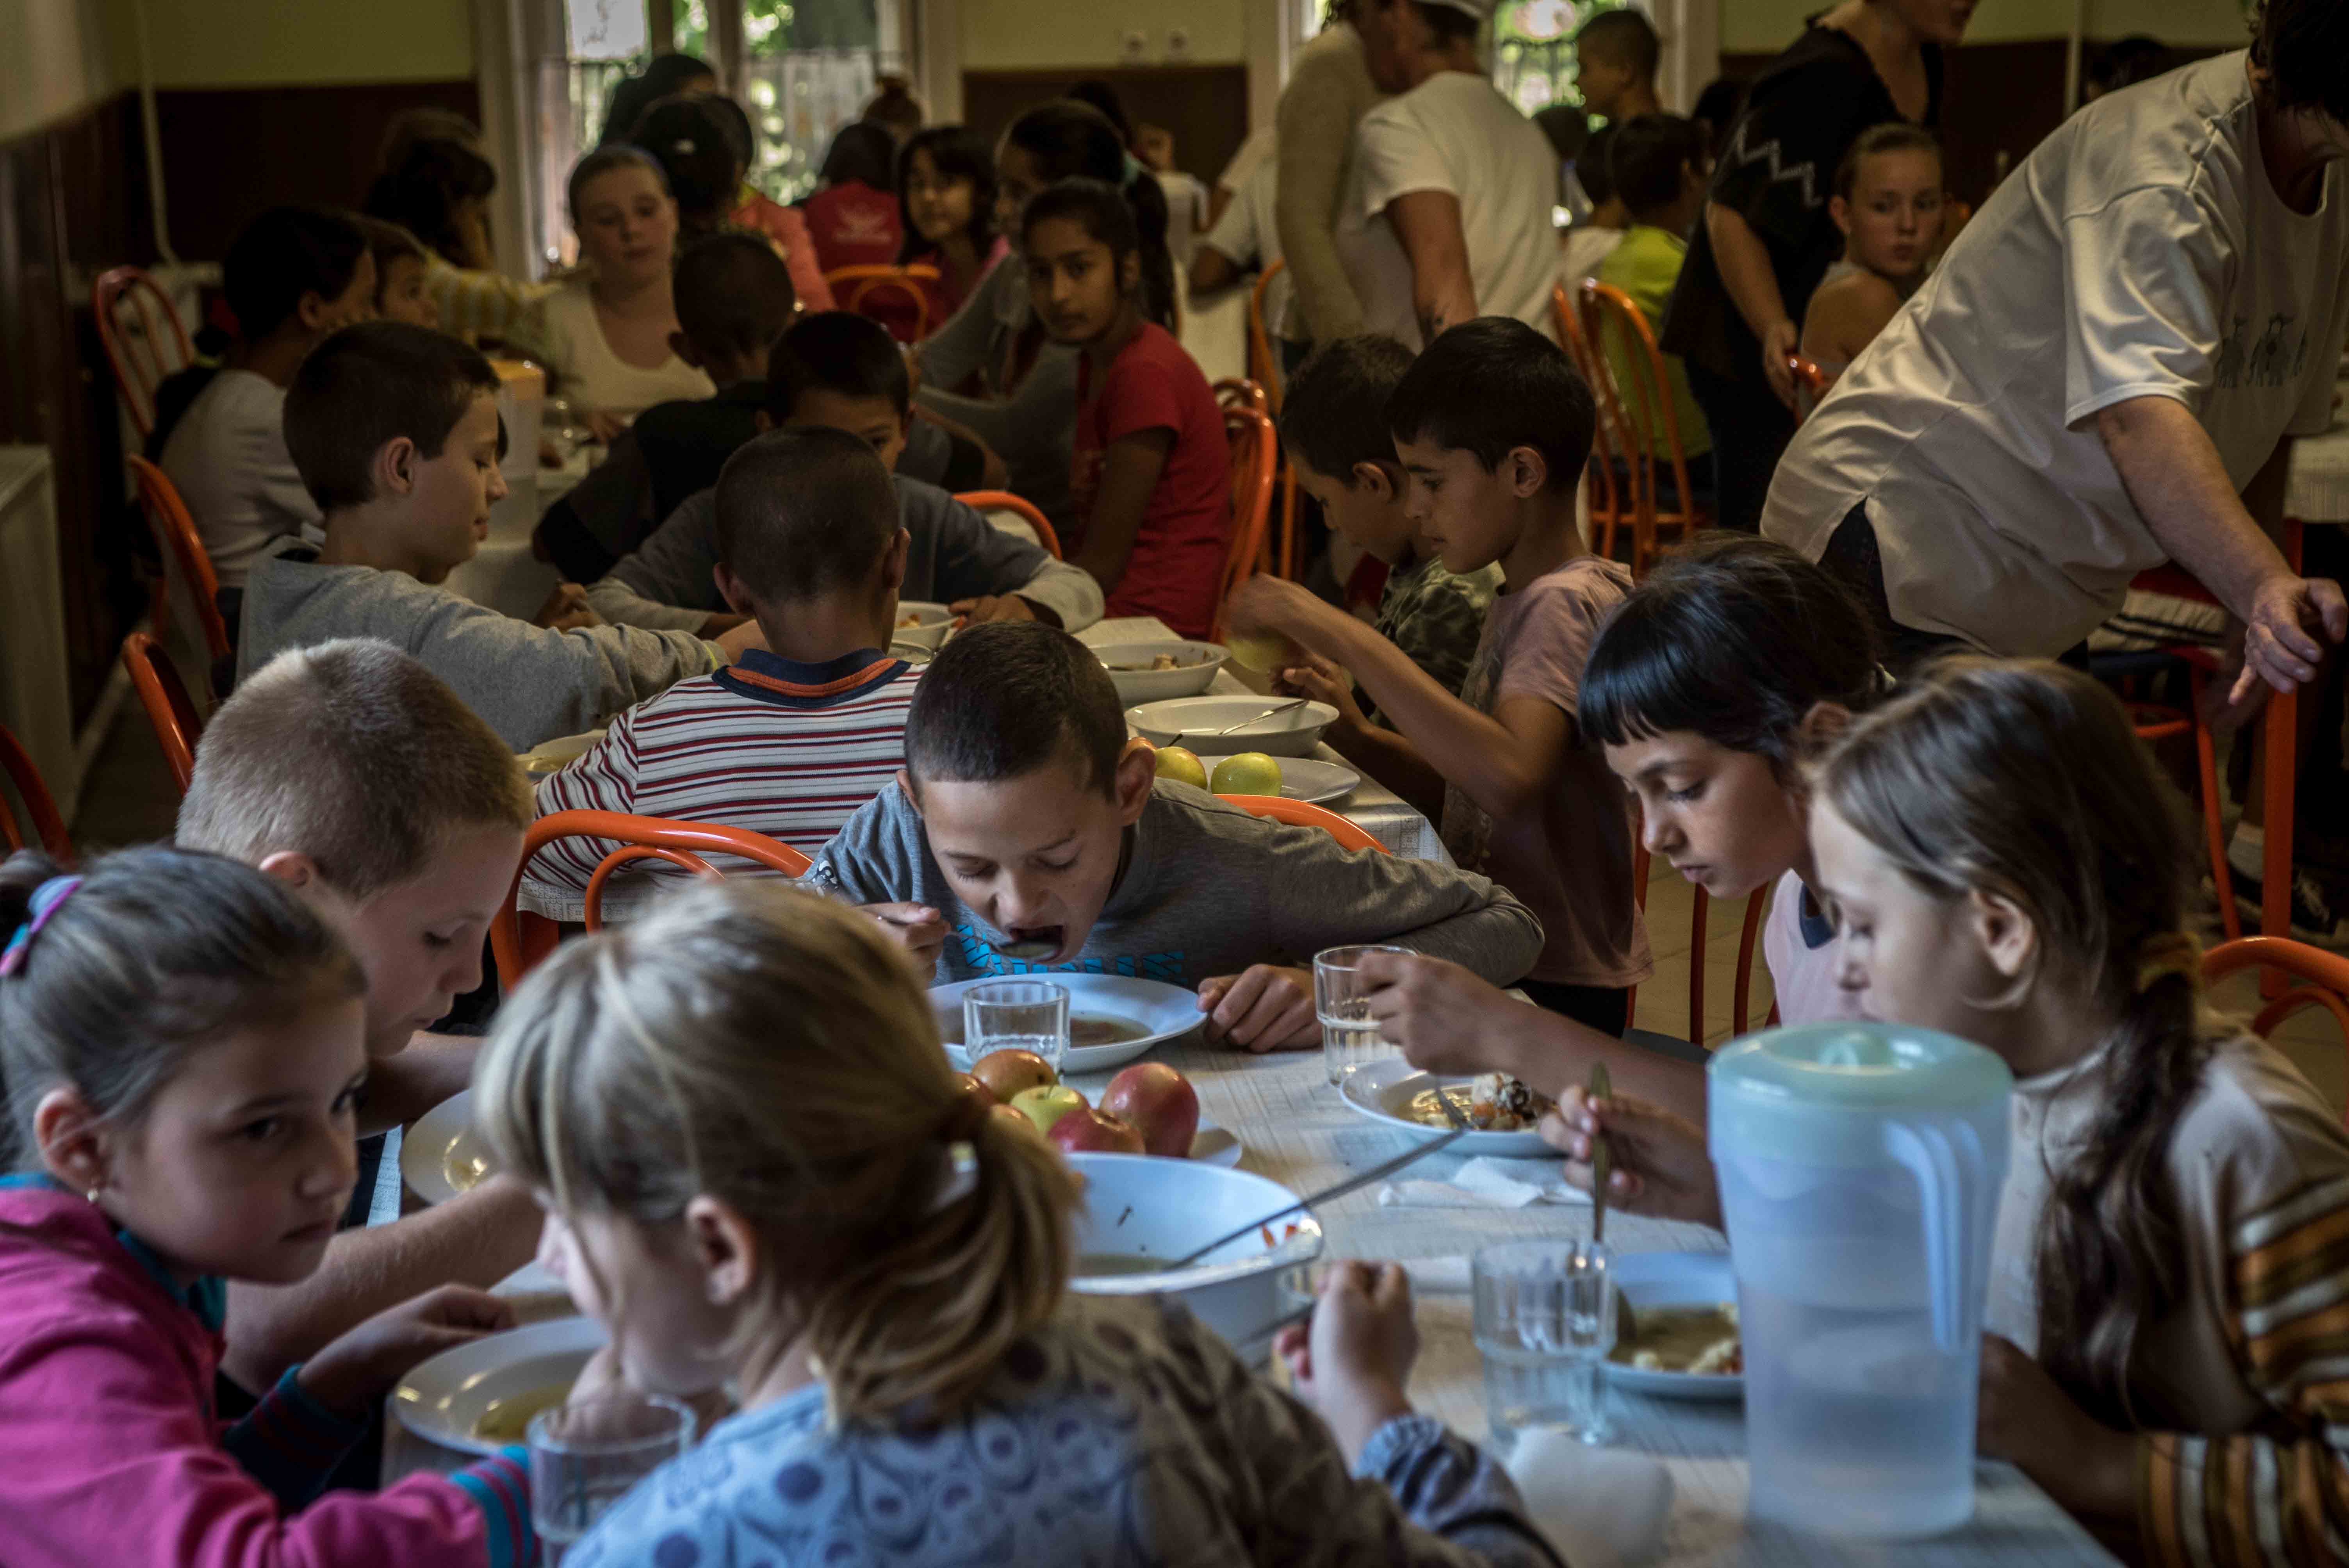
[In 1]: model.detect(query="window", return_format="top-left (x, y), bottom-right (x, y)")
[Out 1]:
top-left (1494, 0), bottom-right (1643, 118)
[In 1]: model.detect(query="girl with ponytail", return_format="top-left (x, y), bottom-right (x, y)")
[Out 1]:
top-left (475, 880), bottom-right (1559, 1567)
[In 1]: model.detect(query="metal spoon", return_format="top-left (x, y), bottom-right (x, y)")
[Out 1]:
top-left (989, 936), bottom-right (1059, 962)
top-left (1203, 697), bottom-right (1311, 740)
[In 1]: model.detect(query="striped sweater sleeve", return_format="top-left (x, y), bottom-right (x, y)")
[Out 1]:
top-left (2140, 1169), bottom-right (2349, 1566)
top-left (221, 1366), bottom-right (369, 1510)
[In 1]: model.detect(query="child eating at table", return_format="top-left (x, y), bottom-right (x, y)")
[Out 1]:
top-left (360, 217), bottom-right (441, 330)
top-left (176, 639), bottom-right (543, 1394)
top-left (473, 877), bottom-right (1558, 1568)
top-left (1226, 317), bottom-right (1650, 1037)
top-left (0, 845), bottom-right (537, 1567)
top-left (809, 620), bottom-right (1542, 1050)
top-left (243, 319), bottom-right (745, 751)
top-left (1024, 178), bottom-right (1232, 640)
top-left (526, 428), bottom-right (925, 915)
top-left (585, 310), bottom-right (1101, 635)
top-left (1553, 658), bottom-right (2349, 1562)
top-left (1798, 124), bottom-right (1944, 384)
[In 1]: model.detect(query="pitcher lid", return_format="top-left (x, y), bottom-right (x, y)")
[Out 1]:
top-left (1709, 1021), bottom-right (2012, 1112)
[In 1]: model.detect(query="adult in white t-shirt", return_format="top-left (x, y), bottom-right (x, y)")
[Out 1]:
top-left (1340, 0), bottom-right (1563, 349)
top-left (1762, 43), bottom-right (2349, 698)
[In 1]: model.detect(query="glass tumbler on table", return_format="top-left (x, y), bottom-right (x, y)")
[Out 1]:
top-left (1314, 944), bottom-right (1410, 1086)
top-left (528, 1391), bottom-right (695, 1561)
top-left (1474, 1238), bottom-right (1617, 1449)
top-left (962, 979), bottom-right (1071, 1076)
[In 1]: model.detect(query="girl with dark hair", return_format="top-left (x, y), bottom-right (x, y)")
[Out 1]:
top-left (1022, 178), bottom-right (1228, 640)
top-left (636, 94), bottom-right (834, 310)
top-left (913, 99), bottom-right (1175, 532)
top-left (798, 120), bottom-right (906, 274)
top-left (896, 125), bottom-right (1004, 328)
top-left (598, 49), bottom-right (718, 146)
top-left (364, 123), bottom-right (552, 343)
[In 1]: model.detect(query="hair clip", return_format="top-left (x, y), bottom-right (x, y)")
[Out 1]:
top-left (0, 875), bottom-right (83, 978)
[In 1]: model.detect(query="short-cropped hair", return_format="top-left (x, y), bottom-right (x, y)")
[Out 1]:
top-left (673, 231), bottom-right (797, 365)
top-left (1610, 113), bottom-right (1709, 216)
top-left (713, 427), bottom-right (901, 604)
top-left (1278, 335), bottom-right (1415, 481)
top-left (1576, 8), bottom-right (1659, 76)
top-left (284, 321), bottom-right (501, 513)
top-left (1386, 317), bottom-right (1594, 493)
top-left (224, 206), bottom-right (368, 342)
top-left (765, 310), bottom-right (911, 420)
top-left (904, 622), bottom-right (1125, 799)
top-left (178, 639), bottom-right (532, 899)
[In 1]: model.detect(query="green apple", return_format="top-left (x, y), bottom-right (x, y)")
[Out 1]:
top-left (1210, 752), bottom-right (1283, 797)
top-left (1153, 745), bottom-right (1209, 790)
top-left (1009, 1083), bottom-right (1087, 1135)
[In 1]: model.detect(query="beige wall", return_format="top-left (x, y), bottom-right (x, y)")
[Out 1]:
top-left (1722, 0), bottom-right (2252, 54)
top-left (0, 0), bottom-right (118, 143)
top-left (111, 0), bottom-right (475, 89)
top-left (957, 0), bottom-right (1246, 70)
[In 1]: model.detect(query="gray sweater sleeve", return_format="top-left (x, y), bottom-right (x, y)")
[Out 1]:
top-left (911, 260), bottom-right (1080, 528)
top-left (908, 486), bottom-right (1104, 631)
top-left (590, 487), bottom-right (725, 628)
top-left (1277, 40), bottom-right (1372, 344)
top-left (911, 255), bottom-right (1004, 393)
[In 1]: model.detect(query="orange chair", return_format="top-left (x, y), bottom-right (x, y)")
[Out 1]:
top-left (822, 264), bottom-right (941, 341)
top-left (1213, 404), bottom-right (1279, 641)
top-left (1218, 793), bottom-right (1387, 853)
top-left (93, 266), bottom-right (195, 440)
top-left (1246, 259), bottom-right (1287, 411)
top-left (1555, 284), bottom-right (1633, 565)
top-left (492, 810), bottom-right (813, 987)
top-left (1213, 378), bottom-right (1300, 578)
top-left (122, 631), bottom-right (205, 795)
top-left (955, 489), bottom-right (1062, 559)
top-left (127, 456), bottom-right (231, 672)
top-left (2203, 939), bottom-right (2349, 1114)
top-left (0, 723), bottom-right (72, 859)
top-left (1786, 354), bottom-right (1834, 422)
top-left (1625, 834), bottom-right (1776, 1047)
top-left (1214, 378), bottom-right (1269, 415)
top-left (1581, 280), bottom-right (1709, 577)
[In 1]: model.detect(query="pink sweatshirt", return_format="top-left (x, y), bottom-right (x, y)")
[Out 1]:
top-left (0, 1180), bottom-right (533, 1568)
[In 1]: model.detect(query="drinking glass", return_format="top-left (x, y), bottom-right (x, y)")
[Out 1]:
top-left (1473, 1238), bottom-right (1617, 1448)
top-left (963, 979), bottom-right (1071, 1075)
top-left (1314, 944), bottom-right (1410, 1086)
top-left (528, 1391), bottom-right (695, 1561)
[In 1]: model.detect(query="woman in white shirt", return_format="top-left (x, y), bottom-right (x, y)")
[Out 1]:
top-left (519, 147), bottom-right (714, 438)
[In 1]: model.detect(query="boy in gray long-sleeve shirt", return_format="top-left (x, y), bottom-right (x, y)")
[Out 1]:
top-left (810, 621), bottom-right (1542, 1050)
top-left (249, 321), bottom-right (727, 752)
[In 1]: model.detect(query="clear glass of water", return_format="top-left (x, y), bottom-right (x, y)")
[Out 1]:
top-left (1473, 1238), bottom-right (1617, 1448)
top-left (963, 979), bottom-right (1071, 1075)
top-left (528, 1391), bottom-right (695, 1561)
top-left (1314, 944), bottom-right (1410, 1086)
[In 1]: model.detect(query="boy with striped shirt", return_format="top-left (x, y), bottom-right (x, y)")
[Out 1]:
top-left (522, 428), bottom-right (923, 918)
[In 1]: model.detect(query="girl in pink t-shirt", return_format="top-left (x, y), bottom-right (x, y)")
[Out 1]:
top-left (1022, 177), bottom-right (1229, 639)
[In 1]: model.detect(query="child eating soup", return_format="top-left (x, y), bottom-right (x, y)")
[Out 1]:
top-left (0, 847), bottom-right (535, 1566)
top-left (1797, 124), bottom-right (1944, 384)
top-left (473, 877), bottom-right (1558, 1566)
top-left (1552, 658), bottom-right (2349, 1559)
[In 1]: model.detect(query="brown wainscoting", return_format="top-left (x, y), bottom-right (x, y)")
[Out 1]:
top-left (959, 66), bottom-right (1251, 192)
top-left (155, 79), bottom-right (483, 260)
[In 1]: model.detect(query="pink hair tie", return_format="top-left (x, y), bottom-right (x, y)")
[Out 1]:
top-left (0, 875), bottom-right (83, 977)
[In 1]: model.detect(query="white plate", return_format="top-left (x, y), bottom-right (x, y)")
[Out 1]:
top-left (517, 729), bottom-right (604, 776)
top-left (1337, 1057), bottom-right (1555, 1157)
top-left (1187, 1119), bottom-right (1243, 1167)
top-left (932, 972), bottom-right (1201, 1073)
top-left (403, 1090), bottom-right (487, 1206)
top-left (892, 601), bottom-right (954, 650)
top-left (1195, 754), bottom-right (1361, 807)
top-left (1126, 696), bottom-right (1337, 759)
top-left (1604, 1250), bottom-right (1743, 1402)
top-left (1094, 640), bottom-right (1230, 703)
top-left (389, 1316), bottom-right (607, 1456)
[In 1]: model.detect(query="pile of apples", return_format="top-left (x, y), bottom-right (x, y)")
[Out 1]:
top-left (966, 1051), bottom-right (1199, 1159)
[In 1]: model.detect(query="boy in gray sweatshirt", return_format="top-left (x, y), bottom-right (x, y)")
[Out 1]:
top-left (808, 620), bottom-right (1543, 1051)
top-left (245, 321), bottom-right (742, 751)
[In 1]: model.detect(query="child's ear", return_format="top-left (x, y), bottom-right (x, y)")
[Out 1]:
top-left (1120, 249), bottom-right (1141, 296)
top-left (1795, 700), bottom-right (1854, 757)
top-left (881, 527), bottom-right (912, 596)
top-left (1113, 738), bottom-right (1157, 824)
top-left (752, 409), bottom-right (774, 434)
top-left (374, 436), bottom-right (423, 499)
top-left (1506, 444), bottom-right (1549, 499)
top-left (1969, 887), bottom-right (2041, 1000)
top-left (1353, 460), bottom-right (1395, 501)
top-left (682, 1194), bottom-right (762, 1307)
top-left (294, 290), bottom-right (329, 333)
top-left (33, 1086), bottom-right (110, 1197)
top-left (1829, 194), bottom-right (1854, 238)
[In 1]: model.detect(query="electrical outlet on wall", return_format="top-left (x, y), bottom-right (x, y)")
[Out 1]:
top-left (1165, 26), bottom-right (1192, 61)
top-left (1122, 29), bottom-right (1150, 62)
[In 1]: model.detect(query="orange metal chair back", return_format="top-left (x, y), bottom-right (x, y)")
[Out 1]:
top-left (0, 723), bottom-right (72, 859)
top-left (1246, 259), bottom-right (1288, 410)
top-left (1786, 354), bottom-right (1834, 422)
top-left (493, 810), bottom-right (814, 986)
top-left (128, 456), bottom-right (231, 668)
top-left (1581, 279), bottom-right (1709, 576)
top-left (1554, 284), bottom-right (1630, 561)
top-left (954, 489), bottom-right (1062, 559)
top-left (1215, 376), bottom-right (1299, 579)
top-left (823, 264), bottom-right (941, 340)
top-left (1218, 793), bottom-right (1387, 854)
top-left (1214, 378), bottom-right (1270, 415)
top-left (1213, 404), bottom-right (1278, 640)
top-left (122, 631), bottom-right (205, 795)
top-left (94, 266), bottom-right (195, 439)
top-left (2202, 939), bottom-right (2349, 1094)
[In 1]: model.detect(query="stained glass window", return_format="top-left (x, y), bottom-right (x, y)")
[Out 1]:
top-left (1494, 0), bottom-right (1642, 119)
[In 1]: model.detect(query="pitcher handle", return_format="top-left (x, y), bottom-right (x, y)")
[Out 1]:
top-left (1883, 1120), bottom-right (1985, 1352)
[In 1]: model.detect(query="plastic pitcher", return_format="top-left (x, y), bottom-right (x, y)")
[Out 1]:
top-left (1709, 1022), bottom-right (2010, 1537)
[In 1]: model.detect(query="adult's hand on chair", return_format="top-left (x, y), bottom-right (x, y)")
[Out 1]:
top-left (2232, 570), bottom-right (2347, 701)
top-left (1759, 319), bottom-right (1800, 410)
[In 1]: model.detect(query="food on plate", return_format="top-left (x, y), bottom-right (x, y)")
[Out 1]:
top-left (1151, 745), bottom-right (1210, 790)
top-left (1403, 1074), bottom-right (1554, 1133)
top-left (1100, 1062), bottom-right (1200, 1158)
top-left (971, 1048), bottom-right (1056, 1102)
top-left (1209, 752), bottom-right (1283, 797)
top-left (442, 1144), bottom-right (490, 1196)
top-left (1009, 1083), bottom-right (1087, 1135)
top-left (1228, 631), bottom-right (1301, 672)
top-left (1109, 653), bottom-right (1202, 672)
top-left (1612, 1302), bottom-right (1742, 1375)
top-left (897, 610), bottom-right (943, 629)
top-left (1069, 1013), bottom-right (1147, 1048)
top-left (1047, 1104), bottom-right (1146, 1155)
top-left (472, 1384), bottom-right (568, 1443)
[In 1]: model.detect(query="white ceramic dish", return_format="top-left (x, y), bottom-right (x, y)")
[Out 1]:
top-left (403, 1090), bottom-right (487, 1206)
top-left (1125, 696), bottom-right (1338, 759)
top-left (889, 640), bottom-right (935, 665)
top-left (892, 601), bottom-right (955, 650)
top-left (1093, 640), bottom-right (1231, 703)
top-left (1064, 1152), bottom-right (1322, 1363)
top-left (517, 729), bottom-right (604, 777)
top-left (1604, 1250), bottom-right (1743, 1402)
top-left (930, 972), bottom-right (1201, 1074)
top-left (1338, 1057), bottom-right (1555, 1157)
top-left (389, 1316), bottom-right (607, 1456)
top-left (1195, 754), bottom-right (1361, 807)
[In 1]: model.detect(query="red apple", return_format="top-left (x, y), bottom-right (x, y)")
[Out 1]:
top-left (989, 1101), bottom-right (1044, 1140)
top-left (1100, 1063), bottom-right (1200, 1158)
top-left (1009, 1083), bottom-right (1087, 1135)
top-left (1048, 1105), bottom-right (1146, 1155)
top-left (971, 1048), bottom-right (1056, 1103)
